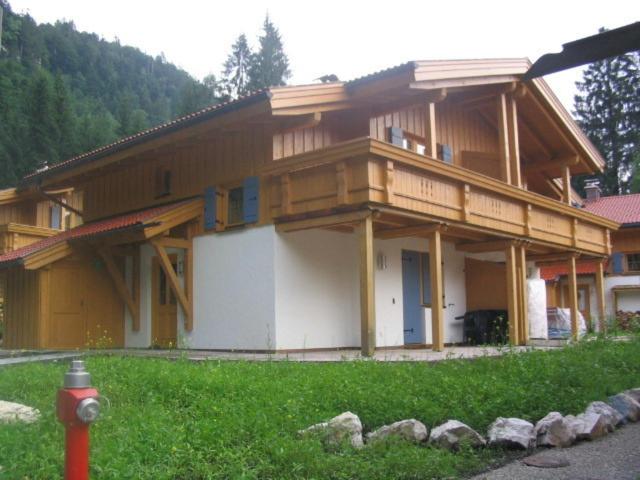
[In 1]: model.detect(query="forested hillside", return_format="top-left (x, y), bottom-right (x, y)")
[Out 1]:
top-left (0, 1), bottom-right (217, 187)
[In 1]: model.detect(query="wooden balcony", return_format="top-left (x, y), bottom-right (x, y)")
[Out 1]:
top-left (0, 223), bottom-right (60, 254)
top-left (262, 137), bottom-right (618, 256)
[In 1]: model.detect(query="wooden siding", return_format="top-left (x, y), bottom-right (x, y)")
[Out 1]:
top-left (3, 252), bottom-right (125, 349)
top-left (263, 138), bottom-right (614, 256)
top-left (369, 102), bottom-right (499, 166)
top-left (465, 257), bottom-right (507, 310)
top-left (82, 128), bottom-right (270, 222)
top-left (273, 124), bottom-right (338, 160)
top-left (611, 228), bottom-right (640, 253)
top-left (3, 268), bottom-right (41, 349)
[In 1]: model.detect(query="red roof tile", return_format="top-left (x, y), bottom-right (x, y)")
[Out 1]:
top-left (583, 193), bottom-right (640, 225)
top-left (540, 260), bottom-right (601, 281)
top-left (0, 200), bottom-right (193, 268)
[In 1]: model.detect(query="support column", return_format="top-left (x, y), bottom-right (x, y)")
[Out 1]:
top-left (505, 244), bottom-right (520, 344)
top-left (517, 246), bottom-right (528, 344)
top-left (595, 259), bottom-right (607, 333)
top-left (497, 93), bottom-right (512, 185)
top-left (506, 95), bottom-right (522, 188)
top-left (424, 102), bottom-right (437, 158)
top-left (359, 215), bottom-right (375, 357)
top-left (429, 228), bottom-right (444, 351)
top-left (562, 164), bottom-right (571, 205)
top-left (567, 255), bottom-right (579, 341)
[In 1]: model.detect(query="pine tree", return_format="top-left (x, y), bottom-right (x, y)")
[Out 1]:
top-left (26, 70), bottom-right (58, 169)
top-left (221, 34), bottom-right (253, 99)
top-left (52, 74), bottom-right (77, 160)
top-left (574, 41), bottom-right (640, 195)
top-left (248, 15), bottom-right (291, 91)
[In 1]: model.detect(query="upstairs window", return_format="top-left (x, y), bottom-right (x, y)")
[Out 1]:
top-left (155, 167), bottom-right (172, 198)
top-left (227, 186), bottom-right (244, 226)
top-left (627, 253), bottom-right (640, 272)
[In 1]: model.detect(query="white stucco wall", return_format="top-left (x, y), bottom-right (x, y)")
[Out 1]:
top-left (274, 229), bottom-right (360, 350)
top-left (605, 274), bottom-right (640, 316)
top-left (188, 226), bottom-right (276, 350)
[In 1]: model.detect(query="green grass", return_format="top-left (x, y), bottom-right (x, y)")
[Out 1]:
top-left (1, 338), bottom-right (639, 479)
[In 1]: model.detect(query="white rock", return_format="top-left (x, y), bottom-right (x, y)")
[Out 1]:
top-left (0, 400), bottom-right (40, 424)
top-left (608, 393), bottom-right (640, 423)
top-left (585, 401), bottom-right (624, 431)
top-left (299, 412), bottom-right (363, 449)
top-left (366, 419), bottom-right (428, 444)
top-left (624, 388), bottom-right (640, 404)
top-left (565, 412), bottom-right (608, 441)
top-left (488, 417), bottom-right (535, 450)
top-left (428, 419), bottom-right (486, 450)
top-left (534, 412), bottom-right (575, 448)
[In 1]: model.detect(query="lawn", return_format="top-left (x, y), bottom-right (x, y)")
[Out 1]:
top-left (1, 338), bottom-right (639, 479)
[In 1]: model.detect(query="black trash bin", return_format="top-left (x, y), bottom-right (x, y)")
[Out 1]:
top-left (461, 310), bottom-right (508, 345)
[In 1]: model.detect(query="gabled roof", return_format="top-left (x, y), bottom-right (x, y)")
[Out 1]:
top-left (582, 193), bottom-right (640, 226)
top-left (18, 58), bottom-right (604, 188)
top-left (0, 199), bottom-right (201, 270)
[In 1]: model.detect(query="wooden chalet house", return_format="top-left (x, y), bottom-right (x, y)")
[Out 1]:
top-left (0, 59), bottom-right (619, 354)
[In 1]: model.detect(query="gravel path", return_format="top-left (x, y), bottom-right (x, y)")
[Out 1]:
top-left (470, 421), bottom-right (640, 480)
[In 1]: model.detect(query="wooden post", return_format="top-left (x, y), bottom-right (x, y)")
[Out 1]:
top-left (359, 215), bottom-right (375, 357)
top-left (595, 259), bottom-right (606, 333)
top-left (505, 244), bottom-right (520, 344)
top-left (517, 246), bottom-right (528, 344)
top-left (497, 93), bottom-right (512, 185)
top-left (424, 102), bottom-right (437, 158)
top-left (506, 95), bottom-right (522, 187)
top-left (429, 228), bottom-right (445, 351)
top-left (567, 255), bottom-right (579, 341)
top-left (562, 164), bottom-right (571, 205)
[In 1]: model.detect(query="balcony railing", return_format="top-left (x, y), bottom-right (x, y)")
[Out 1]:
top-left (0, 223), bottom-right (60, 254)
top-left (262, 137), bottom-right (618, 255)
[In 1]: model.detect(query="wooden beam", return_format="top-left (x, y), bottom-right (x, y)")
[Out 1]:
top-left (567, 255), bottom-right (579, 341)
top-left (517, 246), bottom-right (528, 344)
top-left (505, 244), bottom-right (520, 344)
top-left (424, 102), bottom-right (437, 158)
top-left (359, 215), bottom-right (375, 357)
top-left (562, 164), bottom-right (571, 205)
top-left (278, 112), bottom-right (322, 132)
top-left (595, 259), bottom-right (606, 334)
top-left (276, 210), bottom-right (372, 233)
top-left (375, 223), bottom-right (446, 240)
top-left (429, 229), bottom-right (445, 351)
top-left (384, 160), bottom-right (394, 204)
top-left (530, 252), bottom-right (580, 263)
top-left (497, 93), bottom-right (512, 184)
top-left (151, 239), bottom-right (192, 324)
top-left (506, 95), bottom-right (522, 187)
top-left (97, 246), bottom-right (139, 328)
top-left (153, 237), bottom-right (191, 249)
top-left (281, 174), bottom-right (292, 215)
top-left (456, 239), bottom-right (520, 253)
top-left (185, 225), bottom-right (196, 332)
top-left (37, 188), bottom-right (84, 218)
top-left (522, 155), bottom-right (580, 174)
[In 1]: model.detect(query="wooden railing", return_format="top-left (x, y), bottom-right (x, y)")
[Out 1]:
top-left (262, 138), bottom-right (618, 255)
top-left (0, 223), bottom-right (60, 254)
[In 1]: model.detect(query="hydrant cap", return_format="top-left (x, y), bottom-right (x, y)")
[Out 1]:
top-left (64, 360), bottom-right (92, 389)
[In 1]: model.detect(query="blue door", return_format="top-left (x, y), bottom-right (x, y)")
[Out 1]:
top-left (402, 250), bottom-right (424, 344)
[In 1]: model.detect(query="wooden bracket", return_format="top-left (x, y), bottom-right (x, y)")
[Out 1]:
top-left (97, 246), bottom-right (140, 330)
top-left (151, 239), bottom-right (192, 326)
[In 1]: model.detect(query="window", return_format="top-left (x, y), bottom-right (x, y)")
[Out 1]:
top-left (227, 186), bottom-right (244, 226)
top-left (627, 253), bottom-right (640, 272)
top-left (155, 167), bottom-right (172, 198)
top-left (50, 204), bottom-right (62, 229)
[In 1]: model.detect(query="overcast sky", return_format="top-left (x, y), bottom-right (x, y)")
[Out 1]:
top-left (8, 0), bottom-right (639, 113)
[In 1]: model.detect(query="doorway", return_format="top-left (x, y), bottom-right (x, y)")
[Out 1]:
top-left (152, 254), bottom-right (178, 347)
top-left (402, 250), bottom-right (425, 344)
top-left (562, 284), bottom-right (591, 325)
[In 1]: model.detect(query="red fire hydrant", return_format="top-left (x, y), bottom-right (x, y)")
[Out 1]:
top-left (56, 360), bottom-right (100, 480)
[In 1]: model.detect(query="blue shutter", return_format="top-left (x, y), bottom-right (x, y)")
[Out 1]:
top-left (204, 187), bottom-right (217, 230)
top-left (439, 144), bottom-right (453, 164)
top-left (421, 253), bottom-right (432, 305)
top-left (243, 176), bottom-right (260, 224)
top-left (50, 204), bottom-right (62, 229)
top-left (612, 252), bottom-right (624, 274)
top-left (388, 127), bottom-right (404, 147)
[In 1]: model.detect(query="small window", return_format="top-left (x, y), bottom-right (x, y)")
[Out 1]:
top-left (627, 253), bottom-right (640, 272)
top-left (50, 204), bottom-right (62, 229)
top-left (155, 167), bottom-right (172, 198)
top-left (227, 187), bottom-right (244, 226)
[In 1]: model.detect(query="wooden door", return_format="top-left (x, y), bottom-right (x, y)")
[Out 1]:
top-left (49, 260), bottom-right (87, 348)
top-left (152, 255), bottom-right (178, 347)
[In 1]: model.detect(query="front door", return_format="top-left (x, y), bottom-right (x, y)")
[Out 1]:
top-left (152, 255), bottom-right (178, 347)
top-left (402, 250), bottom-right (424, 344)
